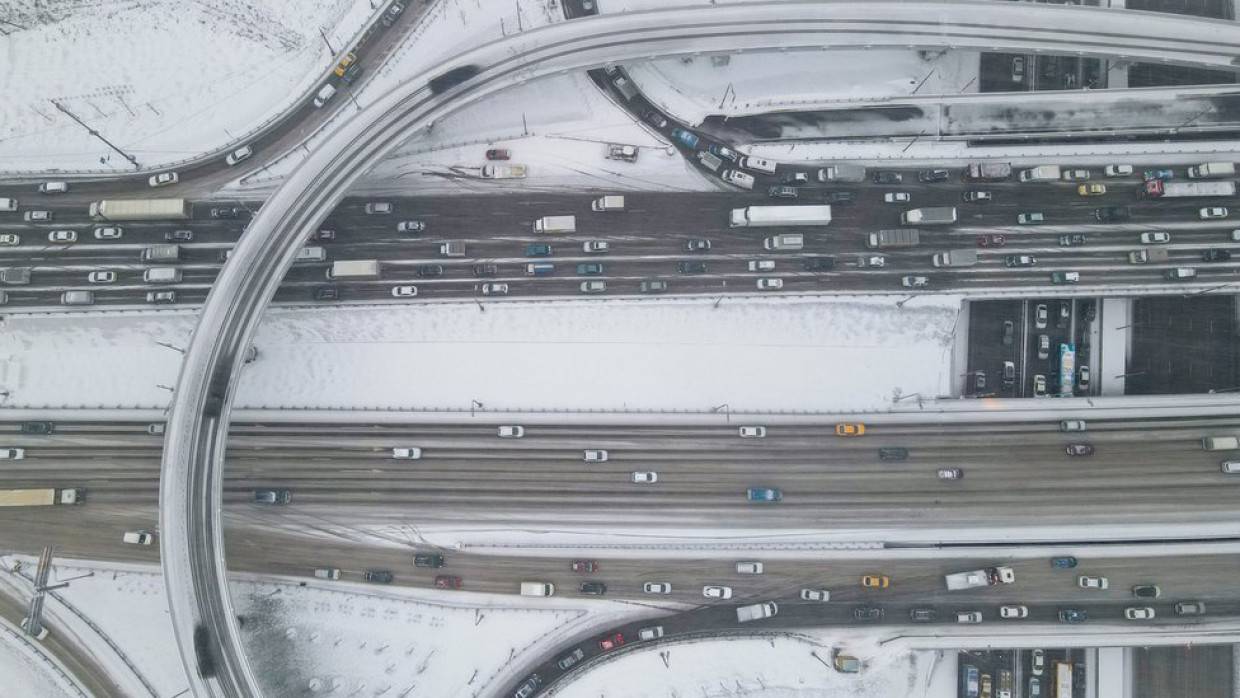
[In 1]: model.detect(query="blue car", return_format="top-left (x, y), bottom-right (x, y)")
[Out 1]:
top-left (1143, 169), bottom-right (1173, 181)
top-left (1050, 556), bottom-right (1078, 569)
top-left (525, 243), bottom-right (552, 257)
top-left (671, 128), bottom-right (699, 149)
top-left (576, 263), bottom-right (603, 275)
top-left (746, 487), bottom-right (782, 502)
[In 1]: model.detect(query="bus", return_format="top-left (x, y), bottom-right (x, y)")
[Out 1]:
top-left (1053, 661), bottom-right (1073, 698)
top-left (1058, 343), bottom-right (1076, 397)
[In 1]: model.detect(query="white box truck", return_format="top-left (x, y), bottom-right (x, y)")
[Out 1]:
top-left (144, 267), bottom-right (182, 283)
top-left (736, 601), bottom-right (778, 623)
top-left (439, 241), bottom-right (465, 257)
top-left (1018, 165), bottom-right (1061, 182)
top-left (1187, 162), bottom-right (1235, 179)
top-left (945, 566), bottom-right (1015, 591)
top-left (533, 215), bottom-right (576, 233)
top-left (327, 260), bottom-right (381, 280)
top-left (591, 195), bottom-right (625, 212)
top-left (520, 581), bottom-right (555, 597)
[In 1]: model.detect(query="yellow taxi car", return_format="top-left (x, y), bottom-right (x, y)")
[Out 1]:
top-left (835, 423), bottom-right (866, 437)
top-left (860, 574), bottom-right (890, 589)
top-left (1078, 183), bottom-right (1107, 197)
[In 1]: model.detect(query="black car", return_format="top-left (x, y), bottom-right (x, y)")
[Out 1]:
top-left (1058, 302), bottom-right (1071, 328)
top-left (472, 263), bottom-right (498, 277)
top-left (579, 581), bottom-right (607, 595)
top-left (1203, 249), bottom-right (1232, 262)
top-left (768, 185), bottom-right (798, 199)
top-left (380, 0), bottom-right (404, 27)
top-left (1058, 608), bottom-right (1087, 624)
top-left (685, 239), bottom-right (712, 252)
top-left (872, 171), bottom-right (902, 184)
top-left (413, 553), bottom-right (445, 568)
top-left (314, 228), bottom-right (337, 241)
top-left (676, 261), bottom-right (707, 273)
top-left (1094, 206), bottom-right (1130, 222)
top-left (417, 264), bottom-right (444, 278)
top-left (314, 286), bottom-right (339, 301)
top-left (824, 192), bottom-right (855, 205)
top-left (918, 169), bottom-right (950, 183)
top-left (802, 257), bottom-right (835, 271)
top-left (878, 447), bottom-right (908, 461)
top-left (340, 63), bottom-right (363, 85)
top-left (1002, 320), bottom-right (1014, 345)
top-left (20, 421), bottom-right (54, 435)
top-left (1132, 584), bottom-right (1161, 599)
top-left (210, 207), bottom-right (239, 219)
top-left (909, 608), bottom-right (937, 622)
top-left (364, 569), bottom-right (394, 584)
top-left (853, 606), bottom-right (884, 621)
top-left (254, 489), bottom-right (292, 504)
top-left (165, 229), bottom-right (194, 242)
top-left (1065, 443), bottom-right (1095, 457)
top-left (1058, 234), bottom-right (1087, 246)
top-left (642, 110), bottom-right (669, 129)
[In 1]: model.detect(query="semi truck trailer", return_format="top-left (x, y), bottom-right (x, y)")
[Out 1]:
top-left (867, 229), bottom-right (920, 249)
top-left (327, 260), bottom-right (381, 280)
top-left (89, 199), bottom-right (191, 221)
top-left (945, 566), bottom-right (1015, 591)
top-left (0, 488), bottom-right (85, 507)
top-left (1142, 180), bottom-right (1236, 198)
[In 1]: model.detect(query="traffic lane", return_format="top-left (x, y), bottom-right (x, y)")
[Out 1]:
top-left (966, 300), bottom-right (1023, 398)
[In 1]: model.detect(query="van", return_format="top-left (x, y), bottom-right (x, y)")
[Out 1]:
top-left (1203, 436), bottom-right (1239, 450)
top-left (763, 234), bottom-right (804, 251)
top-left (697, 151), bottom-right (724, 172)
top-left (611, 75), bottom-right (639, 100)
top-left (591, 195), bottom-right (625, 212)
top-left (38, 181), bottom-right (69, 194)
top-left (144, 267), bottom-right (182, 283)
top-left (525, 263), bottom-right (554, 276)
top-left (721, 169), bottom-right (755, 190)
top-left (314, 567), bottom-right (342, 580)
top-left (520, 581), bottom-right (554, 597)
top-left (638, 626), bottom-right (664, 641)
top-left (1222, 461), bottom-right (1240, 474)
top-left (739, 156), bottom-right (777, 174)
top-left (736, 561), bottom-right (764, 574)
top-left (141, 244), bottom-right (180, 263)
top-left (61, 290), bottom-right (94, 306)
top-left (313, 83), bottom-right (338, 108)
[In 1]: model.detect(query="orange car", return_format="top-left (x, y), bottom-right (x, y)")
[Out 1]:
top-left (861, 574), bottom-right (890, 589)
top-left (835, 423), bottom-right (866, 437)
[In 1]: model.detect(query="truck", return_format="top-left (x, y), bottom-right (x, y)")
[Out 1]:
top-left (141, 244), bottom-right (181, 263)
top-left (439, 241), bottom-right (465, 257)
top-left (327, 260), bottom-right (381, 280)
top-left (944, 566), bottom-right (1015, 591)
top-left (533, 215), bottom-right (576, 233)
top-left (720, 169), bottom-right (755, 190)
top-left (900, 207), bottom-right (957, 226)
top-left (964, 162), bottom-right (1012, 181)
top-left (480, 164), bottom-right (527, 179)
top-left (520, 581), bottom-right (555, 597)
top-left (729, 205), bottom-right (831, 227)
top-left (89, 199), bottom-right (191, 221)
top-left (816, 164), bottom-right (866, 183)
top-left (736, 601), bottom-right (778, 623)
top-left (1018, 165), bottom-right (1061, 183)
top-left (763, 233), bottom-right (804, 251)
top-left (1203, 436), bottom-right (1239, 450)
top-left (1186, 161), bottom-right (1235, 179)
top-left (0, 488), bottom-right (85, 507)
top-left (1142, 179), bottom-right (1236, 198)
top-left (1128, 248), bottom-right (1169, 264)
top-left (867, 229), bottom-right (920, 249)
top-left (931, 248), bottom-right (979, 268)
top-left (591, 195), bottom-right (625, 212)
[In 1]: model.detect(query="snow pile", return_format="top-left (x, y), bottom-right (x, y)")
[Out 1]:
top-left (0, 621), bottom-right (82, 698)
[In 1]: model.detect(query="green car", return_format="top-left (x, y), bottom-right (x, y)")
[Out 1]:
top-left (576, 263), bottom-right (603, 275)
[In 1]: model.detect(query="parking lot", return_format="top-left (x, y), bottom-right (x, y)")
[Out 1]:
top-left (958, 648), bottom-right (1086, 698)
top-left (967, 299), bottom-right (1097, 399)
top-left (1126, 296), bottom-right (1237, 395)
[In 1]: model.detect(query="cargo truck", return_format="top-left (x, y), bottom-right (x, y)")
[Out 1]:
top-left (867, 229), bottom-right (920, 249)
top-left (141, 244), bottom-right (181, 263)
top-left (1128, 248), bottom-right (1169, 264)
top-left (945, 566), bottom-right (1015, 591)
top-left (736, 601), bottom-right (778, 623)
top-left (533, 215), bottom-right (576, 233)
top-left (480, 164), bottom-right (527, 179)
top-left (964, 162), bottom-right (1012, 181)
top-left (439, 241), bottom-right (465, 257)
top-left (1186, 162), bottom-right (1235, 179)
top-left (763, 233), bottom-right (804, 251)
top-left (1142, 179), bottom-right (1236, 198)
top-left (1018, 165), bottom-right (1061, 183)
top-left (900, 207), bottom-right (957, 226)
top-left (327, 260), bottom-right (381, 280)
top-left (89, 199), bottom-right (191, 221)
top-left (816, 164), bottom-right (866, 183)
top-left (591, 195), bottom-right (625, 212)
top-left (931, 249), bottom-right (979, 268)
top-left (730, 205), bottom-right (831, 227)
top-left (0, 488), bottom-right (85, 507)
top-left (520, 581), bottom-right (555, 596)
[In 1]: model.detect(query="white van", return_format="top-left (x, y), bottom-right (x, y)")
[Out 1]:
top-left (144, 267), bottom-right (182, 283)
top-left (313, 83), bottom-right (338, 108)
top-left (314, 567), bottom-right (342, 580)
top-left (1203, 436), bottom-right (1239, 450)
top-left (61, 290), bottom-right (94, 306)
top-left (520, 581), bottom-right (555, 597)
top-left (721, 170), bottom-right (756, 190)
top-left (763, 234), bottom-right (804, 251)
top-left (739, 156), bottom-right (777, 174)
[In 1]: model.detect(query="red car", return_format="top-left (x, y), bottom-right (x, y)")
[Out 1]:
top-left (571, 560), bottom-right (598, 574)
top-left (598, 633), bottom-right (625, 651)
top-left (485, 148), bottom-right (511, 161)
top-left (434, 575), bottom-right (463, 590)
top-left (976, 234), bottom-right (1005, 248)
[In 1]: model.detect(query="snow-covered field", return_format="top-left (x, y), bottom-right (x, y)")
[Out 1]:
top-left (0, 620), bottom-right (81, 698)
top-left (0, 295), bottom-right (960, 412)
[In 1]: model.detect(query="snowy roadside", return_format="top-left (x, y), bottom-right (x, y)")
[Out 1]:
top-left (0, 617), bottom-right (83, 698)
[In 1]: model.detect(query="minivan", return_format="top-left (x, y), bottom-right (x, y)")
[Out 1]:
top-left (61, 290), bottom-right (94, 306)
top-left (144, 267), bottom-right (182, 283)
top-left (313, 83), bottom-right (338, 108)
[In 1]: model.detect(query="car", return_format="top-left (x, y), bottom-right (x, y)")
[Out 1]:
top-left (584, 449), bottom-right (608, 462)
top-left (738, 426), bottom-right (767, 438)
top-left (254, 489), bottom-right (291, 504)
top-left (1140, 231), bottom-right (1171, 244)
top-left (756, 278), bottom-right (783, 290)
top-left (918, 169), bottom-right (950, 183)
top-left (1057, 301), bottom-right (1070, 327)
top-left (434, 575), bottom-right (462, 589)
top-left (642, 110), bottom-right (669, 128)
top-left (597, 633), bottom-right (624, 651)
top-left (397, 221), bottom-right (425, 233)
top-left (1050, 271), bottom-right (1080, 284)
top-left (1035, 304), bottom-right (1048, 329)
top-left (670, 128), bottom-right (699, 148)
top-left (836, 423), bottom-right (865, 437)
top-left (210, 207), bottom-right (240, 219)
top-left (1011, 56), bottom-right (1025, 82)
top-left (525, 243), bottom-right (552, 257)
top-left (956, 611), bottom-right (983, 624)
top-left (638, 626), bottom-right (665, 641)
top-left (391, 285), bottom-right (418, 298)
top-left (1078, 365), bottom-right (1091, 389)
top-left (88, 271), bottom-right (116, 284)
top-left (24, 210), bottom-right (50, 222)
top-left (472, 263), bottom-right (498, 277)
top-left (1051, 556), bottom-right (1078, 569)
top-left (977, 234), bottom-right (1005, 248)
top-left (825, 192), bottom-right (855, 205)
top-left (1065, 443), bottom-right (1094, 456)
top-left (1005, 254), bottom-right (1036, 267)
top-left (1143, 168), bottom-right (1174, 181)
top-left (853, 606), bottom-right (884, 621)
top-left (1201, 206), bottom-right (1229, 219)
top-left (0, 233), bottom-right (18, 246)
top-left (20, 421), bottom-right (53, 435)
top-left (147, 290), bottom-right (177, 304)
top-left (883, 192), bottom-right (910, 203)
top-left (962, 190), bottom-right (992, 203)
top-left (677, 261), bottom-right (707, 274)
top-left (364, 569), bottom-right (394, 584)
top-left (872, 171), bottom-right (902, 184)
top-left (999, 605), bottom-right (1029, 619)
top-left (802, 257), bottom-right (835, 271)
top-left (1104, 165), bottom-right (1133, 177)
top-left (746, 487), bottom-right (781, 502)
top-left (1125, 607), bottom-right (1155, 620)
top-left (639, 280), bottom-right (668, 293)
top-left (576, 262), bottom-right (604, 276)
top-left (685, 239), bottom-right (712, 252)
top-left (225, 145), bottom-right (253, 166)
top-left (643, 582), bottom-right (671, 594)
top-left (1002, 320), bottom-right (1015, 345)
top-left (364, 202), bottom-right (393, 215)
top-left (123, 531), bottom-right (154, 545)
top-left (498, 425), bottom-right (525, 438)
top-left (800, 588), bottom-right (830, 602)
top-left (392, 447), bottom-right (422, 459)
top-left (1132, 584), bottom-right (1161, 599)
top-left (768, 185), bottom-right (798, 199)
top-left (481, 282), bottom-right (509, 296)
top-left (1031, 649), bottom-right (1046, 675)
top-left (93, 227), bottom-right (122, 240)
top-left (1203, 249), bottom-right (1232, 262)
top-left (631, 471), bottom-right (658, 484)
top-left (982, 675), bottom-right (993, 698)
top-left (571, 560), bottom-right (599, 574)
top-left (860, 574), bottom-right (889, 589)
top-left (1062, 169), bottom-right (1090, 181)
top-left (314, 228), bottom-right (336, 241)
top-left (901, 275), bottom-right (928, 288)
top-left (582, 240), bottom-right (610, 254)
top-left (938, 467), bottom-right (964, 480)
top-left (1033, 374), bottom-right (1047, 396)
top-left (417, 264), bottom-right (444, 278)
top-left (48, 229), bottom-right (76, 243)
top-left (782, 171), bottom-right (809, 185)
top-left (413, 553), bottom-right (445, 568)
top-left (1078, 575), bottom-right (1109, 590)
top-left (165, 229), bottom-right (193, 242)
top-left (514, 675), bottom-right (541, 698)
top-left (148, 172), bottom-right (179, 188)
top-left (0, 448), bottom-right (25, 460)
top-left (1094, 206), bottom-right (1130, 222)
top-left (314, 286), bottom-right (339, 301)
top-left (1060, 420), bottom-right (1087, 432)
top-left (1037, 334), bottom-right (1050, 360)
top-left (580, 581), bottom-right (607, 595)
top-left (878, 447), bottom-right (908, 461)
top-left (556, 648), bottom-right (584, 671)
top-left (1166, 267), bottom-right (1198, 280)
top-left (1174, 601), bottom-right (1206, 616)
top-left (702, 585), bottom-right (733, 599)
top-left (1078, 183), bottom-right (1106, 196)
top-left (1017, 212), bottom-right (1045, 225)
top-left (974, 371), bottom-right (987, 392)
top-left (1059, 234), bottom-right (1087, 246)
top-left (858, 255), bottom-right (886, 268)
top-left (735, 561), bottom-right (764, 575)
top-left (909, 608), bottom-right (937, 622)
top-left (1058, 608), bottom-right (1087, 623)
top-left (485, 148), bottom-right (511, 161)
top-left (1003, 360), bottom-right (1016, 385)
top-left (579, 280), bottom-right (606, 293)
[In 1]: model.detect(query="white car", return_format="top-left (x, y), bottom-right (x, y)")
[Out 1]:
top-left (631, 471), bottom-right (658, 484)
top-left (481, 283), bottom-right (508, 296)
top-left (0, 233), bottom-right (19, 246)
top-left (1032, 649), bottom-right (1045, 675)
top-left (391, 285), bottom-right (418, 297)
top-left (1078, 575), bottom-right (1109, 590)
top-left (148, 172), bottom-right (179, 188)
top-left (397, 220), bottom-right (425, 233)
top-left (122, 531), bottom-right (154, 545)
top-left (1140, 231), bottom-right (1171, 244)
top-left (391, 447), bottom-right (422, 459)
top-left (747, 260), bottom-right (775, 272)
top-left (583, 449), bottom-right (608, 462)
top-left (0, 448), bottom-right (24, 460)
top-left (1061, 169), bottom-right (1090, 181)
top-left (884, 192), bottom-right (910, 203)
top-left (48, 229), bottom-right (76, 243)
top-left (364, 202), bottom-right (393, 214)
top-left (1104, 165), bottom-right (1133, 177)
top-left (738, 425), bottom-right (767, 438)
top-left (901, 275), bottom-right (928, 288)
top-left (956, 611), bottom-right (983, 624)
top-left (1033, 374), bottom-right (1047, 397)
top-left (1201, 206), bottom-right (1229, 219)
top-left (87, 271), bottom-right (116, 284)
top-left (756, 278), bottom-right (783, 290)
top-left (735, 561), bottom-right (764, 575)
top-left (93, 226), bottom-right (123, 240)
top-left (800, 588), bottom-right (830, 602)
top-left (859, 255), bottom-right (886, 268)
top-left (999, 605), bottom-right (1029, 619)
top-left (582, 240), bottom-right (610, 253)
top-left (24, 210), bottom-right (50, 222)
top-left (1125, 607), bottom-right (1155, 620)
top-left (702, 585), bottom-right (733, 600)
top-left (225, 145), bottom-right (254, 166)
top-left (643, 582), bottom-right (672, 594)
top-left (1035, 303), bottom-right (1048, 329)
top-left (638, 626), bottom-right (664, 641)
top-left (580, 280), bottom-right (606, 293)
top-left (498, 425), bottom-right (525, 438)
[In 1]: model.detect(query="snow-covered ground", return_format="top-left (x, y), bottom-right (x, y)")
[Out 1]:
top-left (0, 619), bottom-right (81, 698)
top-left (0, 0), bottom-right (376, 174)
top-left (0, 295), bottom-right (960, 412)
